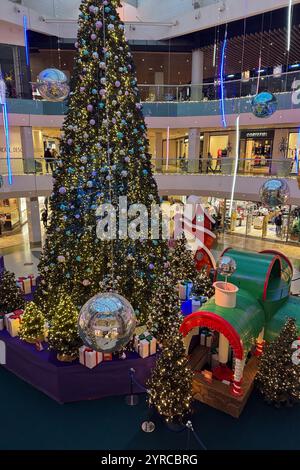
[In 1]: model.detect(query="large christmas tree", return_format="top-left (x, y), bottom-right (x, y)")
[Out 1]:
top-left (37, 0), bottom-right (167, 321)
top-left (256, 317), bottom-right (300, 406)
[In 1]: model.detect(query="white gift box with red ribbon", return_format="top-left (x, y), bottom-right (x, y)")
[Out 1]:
top-left (79, 346), bottom-right (103, 369)
top-left (6, 310), bottom-right (24, 337)
top-left (17, 275), bottom-right (36, 295)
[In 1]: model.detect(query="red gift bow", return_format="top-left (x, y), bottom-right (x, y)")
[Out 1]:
top-left (10, 310), bottom-right (23, 320)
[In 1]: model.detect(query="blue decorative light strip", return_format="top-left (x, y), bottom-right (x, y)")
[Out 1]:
top-left (229, 115), bottom-right (240, 217)
top-left (220, 34), bottom-right (227, 128)
top-left (2, 103), bottom-right (13, 185)
top-left (23, 15), bottom-right (30, 66)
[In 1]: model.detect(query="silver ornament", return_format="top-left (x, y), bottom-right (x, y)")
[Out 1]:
top-left (217, 256), bottom-right (236, 279)
top-left (37, 68), bottom-right (69, 102)
top-left (260, 178), bottom-right (290, 207)
top-left (78, 292), bottom-right (137, 353)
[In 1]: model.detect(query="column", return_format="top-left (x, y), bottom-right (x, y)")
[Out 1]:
top-left (191, 49), bottom-right (204, 101)
top-left (188, 128), bottom-right (200, 173)
top-left (12, 46), bottom-right (22, 98)
top-left (231, 358), bottom-right (245, 397)
top-left (154, 131), bottom-right (163, 171)
top-left (218, 333), bottom-right (229, 365)
top-left (26, 197), bottom-right (42, 248)
top-left (254, 328), bottom-right (265, 357)
top-left (20, 126), bottom-right (35, 173)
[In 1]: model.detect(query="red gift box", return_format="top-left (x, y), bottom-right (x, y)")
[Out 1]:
top-left (103, 353), bottom-right (113, 361)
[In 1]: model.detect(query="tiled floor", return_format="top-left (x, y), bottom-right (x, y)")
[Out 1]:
top-left (1, 224), bottom-right (300, 293)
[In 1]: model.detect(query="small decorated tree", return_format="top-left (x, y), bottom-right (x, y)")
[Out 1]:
top-left (19, 302), bottom-right (45, 343)
top-left (148, 268), bottom-right (193, 424)
top-left (193, 267), bottom-right (214, 298)
top-left (256, 317), bottom-right (300, 406)
top-left (148, 334), bottom-right (193, 424)
top-left (0, 269), bottom-right (24, 314)
top-left (169, 235), bottom-right (196, 282)
top-left (48, 294), bottom-right (81, 360)
top-left (148, 268), bottom-right (182, 345)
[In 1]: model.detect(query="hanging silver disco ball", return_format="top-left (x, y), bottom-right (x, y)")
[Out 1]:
top-left (78, 292), bottom-right (137, 353)
top-left (260, 179), bottom-right (290, 207)
top-left (217, 256), bottom-right (237, 278)
top-left (251, 91), bottom-right (277, 118)
top-left (37, 68), bottom-right (69, 102)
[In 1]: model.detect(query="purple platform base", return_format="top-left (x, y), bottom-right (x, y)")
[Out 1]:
top-left (0, 330), bottom-right (156, 403)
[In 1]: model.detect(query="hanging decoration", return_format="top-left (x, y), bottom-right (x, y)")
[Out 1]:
top-left (78, 293), bottom-right (137, 354)
top-left (37, 68), bottom-right (70, 102)
top-left (260, 179), bottom-right (290, 207)
top-left (251, 91), bottom-right (277, 118)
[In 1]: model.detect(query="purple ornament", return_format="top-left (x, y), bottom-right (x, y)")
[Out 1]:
top-left (90, 119), bottom-right (96, 125)
top-left (124, 156), bottom-right (130, 163)
top-left (80, 86), bottom-right (85, 93)
top-left (112, 118), bottom-right (116, 124)
top-left (100, 89), bottom-right (106, 96)
top-left (95, 21), bottom-right (103, 29)
top-left (89, 5), bottom-right (95, 13)
top-left (67, 139), bottom-right (73, 145)
top-left (125, 91), bottom-right (129, 96)
top-left (91, 33), bottom-right (97, 40)
top-left (75, 214), bottom-right (80, 219)
top-left (87, 104), bottom-right (93, 112)
top-left (59, 187), bottom-right (67, 194)
top-left (115, 81), bottom-right (121, 88)
top-left (149, 263), bottom-right (155, 270)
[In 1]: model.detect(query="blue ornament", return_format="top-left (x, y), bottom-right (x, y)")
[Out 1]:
top-left (251, 92), bottom-right (277, 118)
top-left (133, 128), bottom-right (138, 134)
top-left (105, 7), bottom-right (111, 12)
top-left (76, 256), bottom-right (81, 262)
top-left (98, 102), bottom-right (105, 109)
top-left (83, 49), bottom-right (89, 56)
top-left (117, 132), bottom-right (124, 139)
top-left (66, 230), bottom-right (71, 236)
top-left (92, 52), bottom-right (99, 59)
top-left (152, 240), bottom-right (158, 246)
top-left (129, 149), bottom-right (134, 155)
top-left (143, 170), bottom-right (148, 176)
top-left (110, 15), bottom-right (115, 20)
top-left (66, 273), bottom-right (71, 279)
top-left (92, 88), bottom-right (98, 95)
top-left (105, 52), bottom-right (111, 58)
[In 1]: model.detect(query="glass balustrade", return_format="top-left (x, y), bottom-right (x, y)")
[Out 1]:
top-left (0, 157), bottom-right (297, 177)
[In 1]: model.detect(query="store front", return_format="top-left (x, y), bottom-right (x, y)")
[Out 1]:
top-left (239, 130), bottom-right (274, 174)
top-left (0, 198), bottom-right (23, 234)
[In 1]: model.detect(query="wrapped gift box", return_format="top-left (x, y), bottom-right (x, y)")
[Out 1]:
top-left (191, 297), bottom-right (202, 312)
top-left (181, 299), bottom-right (192, 316)
top-left (206, 334), bottom-right (213, 348)
top-left (7, 310), bottom-right (23, 337)
top-left (44, 321), bottom-right (49, 342)
top-left (79, 346), bottom-right (103, 369)
top-left (139, 339), bottom-right (150, 359)
top-left (4, 309), bottom-right (23, 329)
top-left (178, 281), bottom-right (193, 300)
top-left (103, 353), bottom-right (112, 361)
top-left (134, 331), bottom-right (157, 357)
top-left (17, 277), bottom-right (32, 295)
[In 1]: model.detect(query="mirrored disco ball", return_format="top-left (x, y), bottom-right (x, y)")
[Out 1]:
top-left (78, 293), bottom-right (137, 353)
top-left (260, 179), bottom-right (290, 207)
top-left (217, 256), bottom-right (236, 278)
top-left (37, 68), bottom-right (69, 102)
top-left (251, 91), bottom-right (277, 118)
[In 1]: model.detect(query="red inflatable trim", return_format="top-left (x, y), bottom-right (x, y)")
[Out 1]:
top-left (180, 310), bottom-right (244, 360)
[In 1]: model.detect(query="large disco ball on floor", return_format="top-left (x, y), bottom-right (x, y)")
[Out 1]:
top-left (260, 179), bottom-right (290, 207)
top-left (37, 68), bottom-right (69, 101)
top-left (251, 91), bottom-right (277, 118)
top-left (78, 293), bottom-right (137, 353)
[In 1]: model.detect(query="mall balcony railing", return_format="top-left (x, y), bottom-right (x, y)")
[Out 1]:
top-left (0, 157), bottom-right (297, 178)
top-left (26, 70), bottom-right (300, 105)
top-left (138, 70), bottom-right (300, 102)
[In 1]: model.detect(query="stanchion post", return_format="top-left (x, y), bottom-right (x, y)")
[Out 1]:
top-left (125, 368), bottom-right (139, 406)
